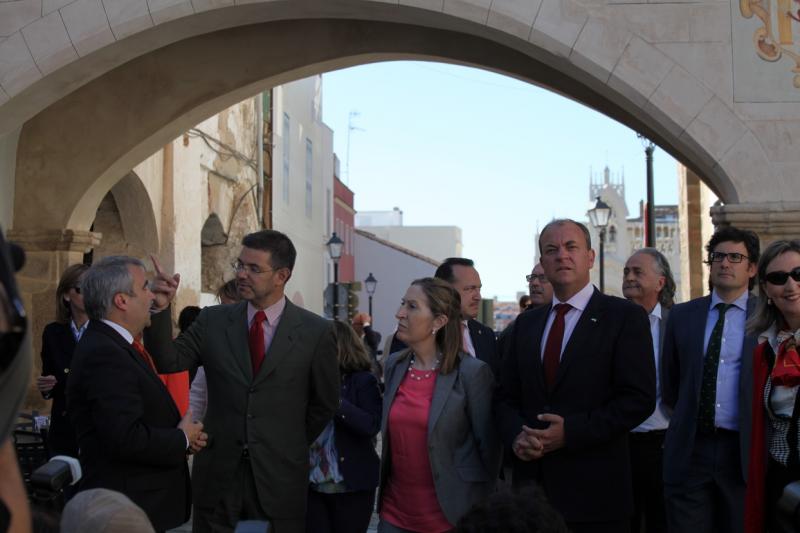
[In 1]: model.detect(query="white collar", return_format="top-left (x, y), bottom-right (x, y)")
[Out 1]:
top-left (551, 281), bottom-right (595, 312)
top-left (99, 319), bottom-right (134, 344)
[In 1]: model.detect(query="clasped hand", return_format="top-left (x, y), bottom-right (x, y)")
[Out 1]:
top-left (178, 409), bottom-right (208, 454)
top-left (512, 413), bottom-right (565, 461)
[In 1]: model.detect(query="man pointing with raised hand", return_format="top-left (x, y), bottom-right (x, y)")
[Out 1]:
top-left (144, 230), bottom-right (339, 533)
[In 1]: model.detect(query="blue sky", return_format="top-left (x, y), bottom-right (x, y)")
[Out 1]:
top-left (322, 61), bottom-right (679, 301)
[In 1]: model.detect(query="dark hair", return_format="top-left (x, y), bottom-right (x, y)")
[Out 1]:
top-left (538, 219), bottom-right (592, 253)
top-left (55, 264), bottom-right (89, 323)
top-left (241, 230), bottom-right (296, 271)
top-left (178, 306), bottom-right (201, 333)
top-left (633, 248), bottom-right (677, 308)
top-left (455, 485), bottom-right (569, 533)
top-left (519, 295), bottom-right (531, 308)
top-left (434, 257), bottom-right (475, 284)
top-left (216, 278), bottom-right (239, 304)
top-left (332, 321), bottom-right (373, 375)
top-left (408, 277), bottom-right (463, 374)
top-left (747, 239), bottom-right (800, 335)
top-left (705, 226), bottom-right (760, 291)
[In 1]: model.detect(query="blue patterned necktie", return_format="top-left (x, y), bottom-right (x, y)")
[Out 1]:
top-left (698, 303), bottom-right (731, 433)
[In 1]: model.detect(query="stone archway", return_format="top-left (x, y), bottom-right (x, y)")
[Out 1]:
top-left (5, 0), bottom-right (791, 237)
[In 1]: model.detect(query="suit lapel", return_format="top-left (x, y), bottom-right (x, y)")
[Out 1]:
top-left (253, 298), bottom-right (299, 385)
top-left (552, 290), bottom-right (604, 392)
top-left (381, 349), bottom-right (411, 435)
top-left (467, 320), bottom-right (487, 361)
top-left (522, 306), bottom-right (548, 393)
top-left (659, 307), bottom-right (670, 376)
top-left (428, 366), bottom-right (457, 438)
top-left (92, 321), bottom-right (180, 419)
top-left (223, 302), bottom-right (252, 382)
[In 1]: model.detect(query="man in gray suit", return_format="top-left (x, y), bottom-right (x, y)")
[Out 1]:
top-left (622, 248), bottom-right (676, 533)
top-left (662, 227), bottom-right (760, 533)
top-left (145, 230), bottom-right (339, 533)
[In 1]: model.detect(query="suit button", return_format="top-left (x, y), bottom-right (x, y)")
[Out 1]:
top-left (247, 413), bottom-right (253, 419)
top-left (339, 456), bottom-right (345, 462)
top-left (249, 388), bottom-right (255, 393)
top-left (64, 368), bottom-right (69, 374)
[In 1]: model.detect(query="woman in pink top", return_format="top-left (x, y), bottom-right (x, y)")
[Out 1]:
top-left (377, 277), bottom-right (500, 533)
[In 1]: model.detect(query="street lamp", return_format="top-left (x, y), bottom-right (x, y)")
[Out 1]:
top-left (326, 232), bottom-right (344, 320)
top-left (588, 196), bottom-right (612, 293)
top-left (637, 133), bottom-right (656, 248)
top-left (364, 272), bottom-right (377, 320)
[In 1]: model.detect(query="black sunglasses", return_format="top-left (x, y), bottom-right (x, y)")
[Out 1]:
top-left (764, 267), bottom-right (800, 286)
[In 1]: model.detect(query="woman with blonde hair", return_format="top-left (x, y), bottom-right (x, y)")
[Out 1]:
top-left (745, 239), bottom-right (800, 532)
top-left (37, 263), bottom-right (89, 457)
top-left (307, 320), bottom-right (382, 533)
top-left (378, 277), bottom-right (500, 533)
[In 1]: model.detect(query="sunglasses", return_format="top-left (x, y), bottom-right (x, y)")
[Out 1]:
top-left (764, 267), bottom-right (800, 286)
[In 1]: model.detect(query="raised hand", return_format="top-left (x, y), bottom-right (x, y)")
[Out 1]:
top-left (150, 254), bottom-right (180, 312)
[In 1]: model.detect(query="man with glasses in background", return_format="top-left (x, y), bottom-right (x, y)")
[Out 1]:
top-left (662, 227), bottom-right (760, 533)
top-left (527, 263), bottom-right (553, 309)
top-left (143, 230), bottom-right (339, 533)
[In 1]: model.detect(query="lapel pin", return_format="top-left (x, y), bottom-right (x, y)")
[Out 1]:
top-left (590, 317), bottom-right (598, 323)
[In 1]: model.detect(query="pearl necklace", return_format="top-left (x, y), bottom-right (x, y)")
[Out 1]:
top-left (408, 354), bottom-right (440, 381)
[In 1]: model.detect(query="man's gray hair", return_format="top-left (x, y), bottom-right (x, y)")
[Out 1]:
top-left (634, 248), bottom-right (676, 308)
top-left (80, 256), bottom-right (145, 320)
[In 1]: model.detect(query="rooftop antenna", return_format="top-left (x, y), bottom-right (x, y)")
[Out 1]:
top-left (346, 110), bottom-right (365, 185)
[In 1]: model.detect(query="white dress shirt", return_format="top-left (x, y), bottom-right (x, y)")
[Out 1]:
top-left (633, 303), bottom-right (670, 432)
top-left (540, 281), bottom-right (595, 359)
top-left (462, 320), bottom-right (477, 358)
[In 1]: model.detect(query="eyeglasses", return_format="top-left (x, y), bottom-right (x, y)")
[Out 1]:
top-left (526, 274), bottom-right (548, 283)
top-left (764, 267), bottom-right (800, 286)
top-left (707, 252), bottom-right (750, 264)
top-left (231, 260), bottom-right (275, 275)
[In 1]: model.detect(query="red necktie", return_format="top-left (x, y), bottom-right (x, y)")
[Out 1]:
top-left (249, 311), bottom-right (267, 374)
top-left (132, 340), bottom-right (158, 374)
top-left (543, 303), bottom-right (571, 390)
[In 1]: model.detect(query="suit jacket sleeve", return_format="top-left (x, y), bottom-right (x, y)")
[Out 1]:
top-left (465, 362), bottom-right (502, 477)
top-left (144, 306), bottom-right (203, 374)
top-left (40, 326), bottom-right (59, 399)
top-left (564, 303), bottom-right (656, 449)
top-left (661, 309), bottom-right (679, 414)
top-left (336, 373), bottom-right (382, 438)
top-left (493, 323), bottom-right (527, 449)
top-left (79, 348), bottom-right (187, 466)
top-left (305, 324), bottom-right (339, 444)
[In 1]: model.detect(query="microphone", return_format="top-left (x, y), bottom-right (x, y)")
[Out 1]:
top-left (31, 455), bottom-right (82, 492)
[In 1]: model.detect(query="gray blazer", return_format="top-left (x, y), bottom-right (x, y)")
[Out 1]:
top-left (662, 294), bottom-right (757, 485)
top-left (378, 349), bottom-right (501, 526)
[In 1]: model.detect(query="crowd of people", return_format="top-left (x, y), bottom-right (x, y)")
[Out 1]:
top-left (3, 218), bottom-right (800, 533)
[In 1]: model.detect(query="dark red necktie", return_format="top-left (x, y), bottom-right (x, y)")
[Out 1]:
top-left (132, 340), bottom-right (158, 374)
top-left (249, 311), bottom-right (267, 374)
top-left (543, 303), bottom-right (571, 390)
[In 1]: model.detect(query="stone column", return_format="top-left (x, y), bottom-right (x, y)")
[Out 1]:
top-left (7, 228), bottom-right (101, 411)
top-left (710, 202), bottom-right (800, 246)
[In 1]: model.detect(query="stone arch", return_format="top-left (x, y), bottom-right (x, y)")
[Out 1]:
top-left (4, 1), bottom-right (769, 238)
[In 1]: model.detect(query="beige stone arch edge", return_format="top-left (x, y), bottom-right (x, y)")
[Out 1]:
top-left (9, 2), bottom-right (760, 235)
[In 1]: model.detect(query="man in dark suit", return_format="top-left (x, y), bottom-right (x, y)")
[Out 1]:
top-left (494, 219), bottom-right (655, 533)
top-left (67, 256), bottom-right (204, 531)
top-left (662, 227), bottom-right (760, 533)
top-left (389, 257), bottom-right (498, 375)
top-left (622, 248), bottom-right (677, 533)
top-left (144, 230), bottom-right (339, 533)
